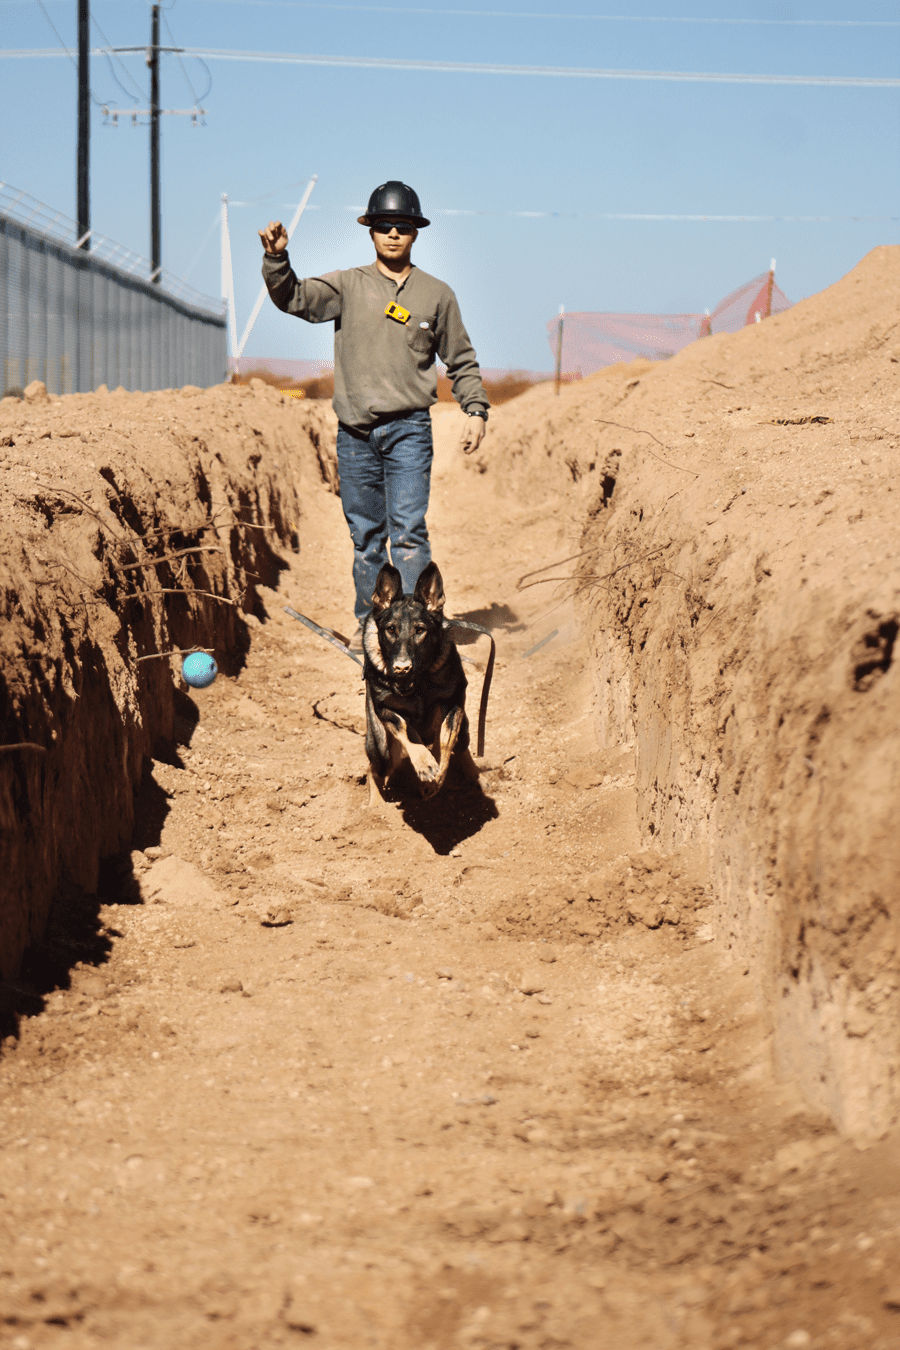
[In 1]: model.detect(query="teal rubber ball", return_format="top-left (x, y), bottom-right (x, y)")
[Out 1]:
top-left (182, 652), bottom-right (218, 688)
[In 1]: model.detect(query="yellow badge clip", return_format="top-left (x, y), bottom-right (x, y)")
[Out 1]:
top-left (384, 301), bottom-right (411, 325)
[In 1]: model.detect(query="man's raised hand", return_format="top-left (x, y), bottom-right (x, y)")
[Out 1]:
top-left (259, 220), bottom-right (289, 254)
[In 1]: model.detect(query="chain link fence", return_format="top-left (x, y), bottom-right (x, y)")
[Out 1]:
top-left (1, 184), bottom-right (226, 395)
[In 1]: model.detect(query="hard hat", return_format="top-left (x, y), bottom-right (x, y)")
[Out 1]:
top-left (358, 181), bottom-right (430, 228)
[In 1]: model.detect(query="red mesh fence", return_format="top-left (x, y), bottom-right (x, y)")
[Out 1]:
top-left (548, 271), bottom-right (793, 377)
top-left (710, 272), bottom-right (793, 334)
top-left (227, 356), bottom-right (330, 382)
top-left (227, 358), bottom-right (554, 404)
top-left (228, 356), bottom-right (552, 385)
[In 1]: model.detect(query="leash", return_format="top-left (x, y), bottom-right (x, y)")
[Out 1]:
top-left (443, 618), bottom-right (495, 759)
top-left (283, 606), bottom-right (364, 667)
top-left (283, 605), bottom-right (496, 758)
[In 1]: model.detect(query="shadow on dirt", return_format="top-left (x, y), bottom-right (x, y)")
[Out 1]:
top-left (448, 602), bottom-right (527, 643)
top-left (0, 706), bottom-right (201, 1045)
top-left (396, 776), bottom-right (499, 854)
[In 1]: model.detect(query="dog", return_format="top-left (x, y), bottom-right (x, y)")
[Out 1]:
top-left (362, 561), bottom-right (480, 805)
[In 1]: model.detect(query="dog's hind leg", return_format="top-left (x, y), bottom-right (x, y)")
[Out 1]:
top-left (421, 705), bottom-right (465, 799)
top-left (368, 769), bottom-right (387, 808)
top-left (454, 747), bottom-right (482, 786)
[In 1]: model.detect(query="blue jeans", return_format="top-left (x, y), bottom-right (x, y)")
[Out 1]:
top-left (335, 409), bottom-right (434, 624)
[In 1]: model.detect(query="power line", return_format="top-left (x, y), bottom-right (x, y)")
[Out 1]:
top-left (7, 46), bottom-right (900, 87)
top-left (180, 206), bottom-right (220, 283)
top-left (143, 50), bottom-right (900, 88)
top-left (91, 11), bottom-right (146, 103)
top-left (31, 0), bottom-right (75, 67)
top-left (162, 10), bottom-right (212, 104)
top-left (434, 211), bottom-right (900, 222)
top-left (17, 1), bottom-right (896, 27)
top-left (229, 201), bottom-right (899, 222)
top-left (31, 0), bottom-right (127, 107)
top-left (5, 47), bottom-right (900, 88)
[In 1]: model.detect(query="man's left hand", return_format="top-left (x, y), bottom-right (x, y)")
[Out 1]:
top-left (461, 415), bottom-right (486, 456)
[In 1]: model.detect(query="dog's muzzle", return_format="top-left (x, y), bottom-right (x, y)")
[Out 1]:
top-left (390, 663), bottom-right (415, 690)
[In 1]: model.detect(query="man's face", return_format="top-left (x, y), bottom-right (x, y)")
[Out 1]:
top-left (370, 218), bottom-right (418, 267)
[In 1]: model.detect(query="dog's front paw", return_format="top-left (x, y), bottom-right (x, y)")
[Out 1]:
top-left (408, 744), bottom-right (439, 783)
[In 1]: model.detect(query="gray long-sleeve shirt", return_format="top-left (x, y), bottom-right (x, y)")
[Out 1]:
top-left (262, 252), bottom-right (489, 432)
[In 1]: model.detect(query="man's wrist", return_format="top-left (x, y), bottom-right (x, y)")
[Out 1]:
top-left (464, 407), bottom-right (488, 422)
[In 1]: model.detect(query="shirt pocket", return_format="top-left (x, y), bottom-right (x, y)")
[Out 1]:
top-left (406, 314), bottom-right (437, 358)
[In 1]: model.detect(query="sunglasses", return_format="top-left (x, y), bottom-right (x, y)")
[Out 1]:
top-left (371, 220), bottom-right (416, 236)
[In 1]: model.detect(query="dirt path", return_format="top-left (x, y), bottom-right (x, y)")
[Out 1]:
top-left (2, 407), bottom-right (900, 1350)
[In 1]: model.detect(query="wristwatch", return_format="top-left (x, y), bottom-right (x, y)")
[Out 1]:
top-left (465, 407), bottom-right (488, 422)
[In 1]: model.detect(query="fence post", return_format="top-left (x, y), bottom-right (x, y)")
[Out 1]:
top-left (0, 224), bottom-right (8, 392)
top-left (765, 258), bottom-right (775, 319)
top-left (555, 304), bottom-right (564, 395)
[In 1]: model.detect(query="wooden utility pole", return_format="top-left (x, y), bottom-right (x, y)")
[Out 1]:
top-left (77, 0), bottom-right (90, 249)
top-left (103, 26), bottom-right (205, 283)
top-left (149, 3), bottom-right (161, 282)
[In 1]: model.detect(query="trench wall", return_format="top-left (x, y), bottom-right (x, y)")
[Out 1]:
top-left (0, 378), bottom-right (337, 980)
top-left (479, 247), bottom-right (900, 1139)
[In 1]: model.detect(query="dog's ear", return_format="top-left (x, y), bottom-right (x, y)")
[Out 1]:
top-left (371, 564), bottom-right (403, 613)
top-left (413, 562), bottom-right (445, 614)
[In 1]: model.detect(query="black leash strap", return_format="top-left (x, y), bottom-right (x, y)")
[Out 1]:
top-left (283, 606), bottom-right (364, 667)
top-left (444, 618), bottom-right (496, 759)
top-left (283, 605), bottom-right (496, 757)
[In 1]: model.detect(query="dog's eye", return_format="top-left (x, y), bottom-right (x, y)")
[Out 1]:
top-left (385, 624), bottom-right (399, 638)
top-left (414, 625), bottom-right (428, 637)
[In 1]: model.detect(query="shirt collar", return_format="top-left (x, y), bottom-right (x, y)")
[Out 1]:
top-left (367, 260), bottom-right (416, 294)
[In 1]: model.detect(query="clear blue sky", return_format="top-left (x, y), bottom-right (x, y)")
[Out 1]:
top-left (2, 0), bottom-right (898, 371)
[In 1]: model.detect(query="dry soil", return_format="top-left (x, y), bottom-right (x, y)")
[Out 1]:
top-left (1, 252), bottom-right (900, 1350)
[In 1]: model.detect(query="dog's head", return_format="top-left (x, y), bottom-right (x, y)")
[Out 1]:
top-left (365, 562), bottom-right (445, 687)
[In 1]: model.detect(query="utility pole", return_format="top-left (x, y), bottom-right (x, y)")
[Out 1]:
top-left (103, 28), bottom-right (206, 285)
top-left (149, 3), bottom-right (161, 281)
top-left (77, 0), bottom-right (90, 249)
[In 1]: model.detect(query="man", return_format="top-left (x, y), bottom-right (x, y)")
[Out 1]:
top-left (259, 180), bottom-right (489, 644)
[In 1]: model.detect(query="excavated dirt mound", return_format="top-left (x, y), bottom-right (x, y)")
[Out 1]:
top-left (475, 245), bottom-right (900, 1139)
top-left (1, 251), bottom-right (900, 1349)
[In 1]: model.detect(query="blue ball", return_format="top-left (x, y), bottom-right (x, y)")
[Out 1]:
top-left (182, 651), bottom-right (218, 688)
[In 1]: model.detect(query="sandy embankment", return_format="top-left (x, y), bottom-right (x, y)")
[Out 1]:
top-left (0, 380), bottom-right (336, 981)
top-left (2, 249), bottom-right (898, 1145)
top-left (477, 246), bottom-right (900, 1137)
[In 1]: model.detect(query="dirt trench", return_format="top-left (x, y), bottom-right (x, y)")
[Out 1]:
top-left (0, 378), bottom-right (335, 980)
top-left (2, 385), bottom-right (900, 1349)
top-left (471, 246), bottom-right (900, 1141)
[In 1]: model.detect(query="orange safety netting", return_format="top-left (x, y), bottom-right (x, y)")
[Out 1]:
top-left (548, 271), bottom-right (792, 377)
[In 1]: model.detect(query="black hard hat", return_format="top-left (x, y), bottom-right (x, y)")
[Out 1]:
top-left (358, 180), bottom-right (430, 228)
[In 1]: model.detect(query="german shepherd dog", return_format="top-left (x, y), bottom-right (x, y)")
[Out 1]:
top-left (363, 562), bottom-right (480, 805)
